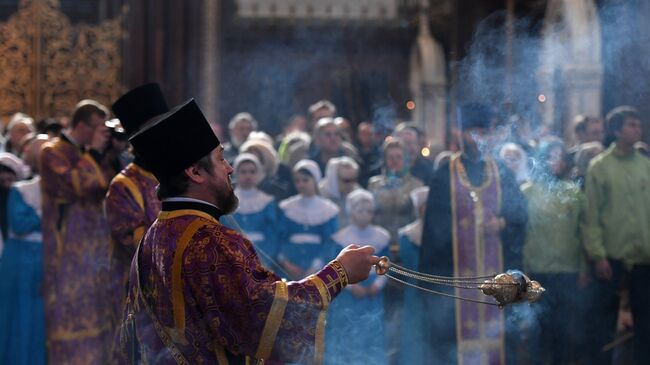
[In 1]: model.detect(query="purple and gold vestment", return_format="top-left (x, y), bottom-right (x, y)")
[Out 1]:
top-left (119, 201), bottom-right (346, 364)
top-left (40, 135), bottom-right (117, 364)
top-left (106, 162), bottom-right (161, 325)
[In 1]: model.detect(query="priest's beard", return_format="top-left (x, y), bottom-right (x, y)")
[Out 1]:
top-left (217, 186), bottom-right (239, 215)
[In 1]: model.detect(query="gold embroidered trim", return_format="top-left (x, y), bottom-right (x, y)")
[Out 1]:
top-left (114, 173), bottom-right (144, 211)
top-left (82, 152), bottom-right (107, 188)
top-left (158, 209), bottom-right (218, 224)
top-left (215, 345), bottom-right (230, 365)
top-left (49, 325), bottom-right (108, 341)
top-left (171, 220), bottom-right (205, 334)
top-left (328, 259), bottom-right (348, 288)
top-left (255, 281), bottom-right (289, 360)
top-left (70, 169), bottom-right (82, 196)
top-left (309, 275), bottom-right (331, 308)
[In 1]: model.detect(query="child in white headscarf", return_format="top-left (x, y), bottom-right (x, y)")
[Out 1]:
top-left (326, 189), bottom-right (390, 365)
top-left (232, 153), bottom-right (279, 270)
top-left (277, 159), bottom-right (339, 280)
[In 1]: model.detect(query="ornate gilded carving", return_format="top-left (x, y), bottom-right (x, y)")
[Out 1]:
top-left (0, 0), bottom-right (126, 119)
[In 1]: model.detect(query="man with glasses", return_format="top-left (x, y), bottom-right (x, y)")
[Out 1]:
top-left (40, 99), bottom-right (118, 364)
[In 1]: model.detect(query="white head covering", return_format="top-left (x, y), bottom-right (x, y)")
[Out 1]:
top-left (320, 156), bottom-right (359, 199)
top-left (499, 143), bottom-right (530, 184)
top-left (409, 186), bottom-right (429, 210)
top-left (240, 139), bottom-right (279, 177)
top-left (345, 188), bottom-right (375, 214)
top-left (233, 152), bottom-right (265, 184)
top-left (293, 159), bottom-right (322, 183)
top-left (228, 112), bottom-right (258, 130)
top-left (246, 131), bottom-right (274, 146)
top-left (0, 152), bottom-right (27, 180)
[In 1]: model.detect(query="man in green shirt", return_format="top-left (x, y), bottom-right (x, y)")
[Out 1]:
top-left (584, 106), bottom-right (650, 365)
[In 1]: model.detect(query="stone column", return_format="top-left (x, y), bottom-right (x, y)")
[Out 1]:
top-left (409, 0), bottom-right (447, 147)
top-left (199, 0), bottom-right (220, 123)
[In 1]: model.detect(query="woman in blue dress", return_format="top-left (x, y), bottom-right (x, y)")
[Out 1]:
top-left (232, 153), bottom-right (280, 270)
top-left (278, 159), bottom-right (339, 280)
top-left (397, 186), bottom-right (429, 365)
top-left (0, 137), bottom-right (48, 365)
top-left (326, 189), bottom-right (390, 365)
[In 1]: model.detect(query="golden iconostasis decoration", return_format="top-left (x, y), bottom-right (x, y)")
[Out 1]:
top-left (0, 0), bottom-right (126, 120)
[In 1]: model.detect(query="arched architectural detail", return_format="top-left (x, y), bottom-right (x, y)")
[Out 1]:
top-left (538, 0), bottom-right (602, 142)
top-left (409, 0), bottom-right (447, 147)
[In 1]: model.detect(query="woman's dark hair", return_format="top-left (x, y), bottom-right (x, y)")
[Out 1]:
top-left (156, 154), bottom-right (214, 200)
top-left (531, 138), bottom-right (565, 182)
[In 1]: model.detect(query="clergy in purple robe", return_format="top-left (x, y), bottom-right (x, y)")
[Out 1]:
top-left (106, 83), bottom-right (169, 332)
top-left (418, 103), bottom-right (528, 365)
top-left (40, 100), bottom-right (118, 364)
top-left (118, 99), bottom-right (380, 364)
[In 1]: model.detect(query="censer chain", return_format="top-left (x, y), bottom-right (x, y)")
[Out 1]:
top-left (387, 265), bottom-right (518, 289)
top-left (389, 261), bottom-right (497, 281)
top-left (385, 273), bottom-right (502, 306)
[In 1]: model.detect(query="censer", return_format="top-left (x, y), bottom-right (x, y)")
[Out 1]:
top-left (374, 256), bottom-right (545, 307)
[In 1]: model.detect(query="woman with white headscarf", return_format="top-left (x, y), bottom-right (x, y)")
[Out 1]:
top-left (319, 156), bottom-right (361, 227)
top-left (240, 137), bottom-right (296, 201)
top-left (499, 142), bottom-right (530, 185)
top-left (232, 153), bottom-right (279, 270)
top-left (326, 189), bottom-right (390, 365)
top-left (277, 159), bottom-right (339, 280)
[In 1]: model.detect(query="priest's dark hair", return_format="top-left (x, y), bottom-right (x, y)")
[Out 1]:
top-left (156, 154), bottom-right (214, 200)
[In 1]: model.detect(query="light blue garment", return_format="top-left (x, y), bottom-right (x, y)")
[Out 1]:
top-left (397, 222), bottom-right (427, 365)
top-left (277, 195), bottom-right (339, 274)
top-left (326, 225), bottom-right (390, 365)
top-left (232, 188), bottom-right (280, 270)
top-left (0, 184), bottom-right (46, 365)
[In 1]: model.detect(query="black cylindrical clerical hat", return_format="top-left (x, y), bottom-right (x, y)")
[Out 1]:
top-left (457, 102), bottom-right (495, 131)
top-left (129, 99), bottom-right (220, 180)
top-left (112, 83), bottom-right (169, 136)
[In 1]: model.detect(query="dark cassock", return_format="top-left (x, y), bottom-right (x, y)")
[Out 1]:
top-left (418, 103), bottom-right (528, 365)
top-left (118, 99), bottom-right (350, 365)
top-left (105, 83), bottom-right (168, 352)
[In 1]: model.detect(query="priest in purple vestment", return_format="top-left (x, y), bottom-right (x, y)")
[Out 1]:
top-left (418, 103), bottom-right (528, 365)
top-left (117, 98), bottom-right (380, 364)
top-left (105, 83), bottom-right (169, 357)
top-left (40, 100), bottom-right (118, 364)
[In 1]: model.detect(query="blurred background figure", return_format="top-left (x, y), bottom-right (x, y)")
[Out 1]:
top-left (355, 121), bottom-right (382, 187)
top-left (395, 122), bottom-right (434, 185)
top-left (233, 153), bottom-right (279, 270)
top-left (277, 159), bottom-right (338, 280)
top-left (398, 186), bottom-right (429, 365)
top-left (2, 114), bottom-right (35, 155)
top-left (572, 141), bottom-right (604, 187)
top-left (368, 137), bottom-right (423, 248)
top-left (309, 117), bottom-right (359, 174)
top-left (224, 112), bottom-right (258, 163)
top-left (307, 99), bottom-right (336, 133)
top-left (326, 189), bottom-right (390, 365)
top-left (319, 156), bottom-right (361, 227)
top-left (499, 142), bottom-right (530, 186)
top-left (521, 139), bottom-right (587, 365)
top-left (0, 135), bottom-right (48, 365)
top-left (0, 153), bottom-right (26, 242)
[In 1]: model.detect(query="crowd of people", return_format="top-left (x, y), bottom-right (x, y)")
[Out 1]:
top-left (0, 84), bottom-right (648, 365)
